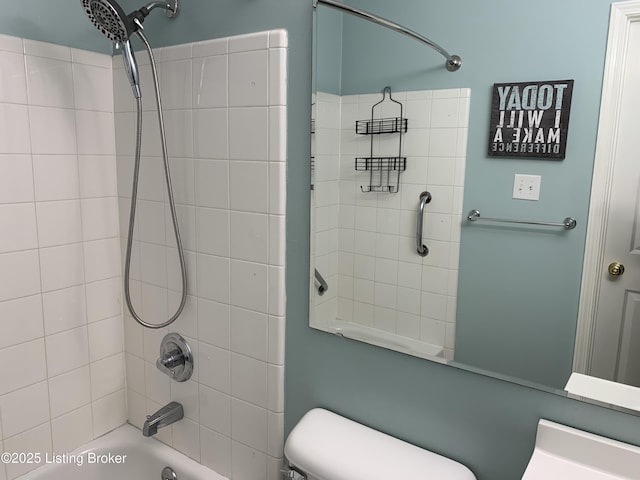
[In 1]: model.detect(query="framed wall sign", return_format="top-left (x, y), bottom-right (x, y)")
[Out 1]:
top-left (488, 79), bottom-right (574, 159)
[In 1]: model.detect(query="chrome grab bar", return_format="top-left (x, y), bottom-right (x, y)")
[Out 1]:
top-left (314, 269), bottom-right (328, 295)
top-left (416, 191), bottom-right (432, 257)
top-left (314, 0), bottom-right (462, 72)
top-left (467, 209), bottom-right (577, 230)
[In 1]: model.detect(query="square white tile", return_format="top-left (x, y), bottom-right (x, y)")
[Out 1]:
top-left (0, 51), bottom-right (27, 104)
top-left (0, 204), bottom-right (37, 253)
top-left (231, 399), bottom-right (267, 452)
top-left (0, 155), bottom-right (33, 204)
top-left (45, 326), bottom-right (89, 377)
top-left (88, 317), bottom-right (124, 362)
top-left (30, 106), bottom-right (77, 155)
top-left (48, 366), bottom-right (92, 418)
top-left (42, 285), bottom-right (87, 335)
top-left (197, 342), bottom-right (230, 394)
top-left (91, 353), bottom-right (126, 399)
top-left (73, 63), bottom-right (113, 112)
top-left (0, 339), bottom-right (47, 396)
top-left (199, 384), bottom-right (231, 435)
top-left (85, 277), bottom-right (122, 323)
top-left (26, 56), bottom-right (74, 108)
top-left (36, 200), bottom-right (83, 247)
top-left (230, 211), bottom-right (269, 264)
top-left (197, 298), bottom-right (230, 349)
top-left (228, 108), bottom-right (269, 161)
top-left (0, 250), bottom-right (41, 302)
top-left (192, 55), bottom-right (228, 108)
top-left (160, 59), bottom-right (193, 110)
top-left (32, 155), bottom-right (79, 201)
top-left (229, 161), bottom-right (269, 213)
top-left (0, 104), bottom-right (30, 154)
top-left (0, 295), bottom-right (43, 350)
top-left (51, 405), bottom-right (93, 454)
top-left (92, 389), bottom-right (126, 437)
top-left (229, 50), bottom-right (269, 107)
top-left (196, 254), bottom-right (230, 304)
top-left (193, 108), bottom-right (228, 159)
top-left (230, 307), bottom-right (268, 361)
top-left (83, 238), bottom-right (121, 283)
top-left (0, 381), bottom-right (50, 438)
top-left (40, 243), bottom-right (85, 292)
top-left (75, 110), bottom-right (116, 155)
top-left (230, 260), bottom-right (268, 313)
top-left (200, 426), bottom-right (231, 478)
top-left (196, 207), bottom-right (230, 257)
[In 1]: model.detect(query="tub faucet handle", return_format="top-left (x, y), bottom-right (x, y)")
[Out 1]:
top-left (156, 333), bottom-right (193, 382)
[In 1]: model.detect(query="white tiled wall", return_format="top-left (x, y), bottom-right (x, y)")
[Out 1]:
top-left (114, 30), bottom-right (287, 480)
top-left (313, 89), bottom-right (469, 360)
top-left (0, 35), bottom-right (124, 480)
top-left (311, 92), bottom-right (340, 325)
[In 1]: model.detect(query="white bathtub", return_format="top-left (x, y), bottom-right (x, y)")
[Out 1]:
top-left (17, 424), bottom-right (226, 480)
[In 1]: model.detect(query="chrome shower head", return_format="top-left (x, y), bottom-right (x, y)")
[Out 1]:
top-left (81, 0), bottom-right (179, 42)
top-left (81, 1), bottom-right (179, 99)
top-left (81, 0), bottom-right (137, 43)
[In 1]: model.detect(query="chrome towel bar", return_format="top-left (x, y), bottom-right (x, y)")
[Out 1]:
top-left (467, 209), bottom-right (577, 230)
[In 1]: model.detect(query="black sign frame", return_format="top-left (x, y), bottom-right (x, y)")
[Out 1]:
top-left (487, 79), bottom-right (574, 159)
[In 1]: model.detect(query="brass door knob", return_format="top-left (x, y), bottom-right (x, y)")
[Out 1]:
top-left (608, 262), bottom-right (625, 277)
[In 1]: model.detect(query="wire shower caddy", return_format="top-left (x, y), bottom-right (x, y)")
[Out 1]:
top-left (355, 86), bottom-right (408, 193)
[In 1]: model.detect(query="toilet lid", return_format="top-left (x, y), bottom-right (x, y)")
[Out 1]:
top-left (285, 409), bottom-right (476, 480)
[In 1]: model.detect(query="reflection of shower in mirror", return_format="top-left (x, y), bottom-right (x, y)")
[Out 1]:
top-left (310, 88), bottom-right (470, 361)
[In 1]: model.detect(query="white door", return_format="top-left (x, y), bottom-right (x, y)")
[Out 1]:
top-left (576, 2), bottom-right (640, 387)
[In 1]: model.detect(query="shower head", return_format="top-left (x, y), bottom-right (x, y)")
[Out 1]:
top-left (81, 0), bottom-right (179, 99)
top-left (81, 0), bottom-right (179, 42)
top-left (81, 0), bottom-right (138, 43)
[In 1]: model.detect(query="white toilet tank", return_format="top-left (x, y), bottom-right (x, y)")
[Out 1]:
top-left (284, 408), bottom-right (476, 480)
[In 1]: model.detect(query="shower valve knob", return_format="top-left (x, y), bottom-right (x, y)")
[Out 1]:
top-left (156, 333), bottom-right (193, 382)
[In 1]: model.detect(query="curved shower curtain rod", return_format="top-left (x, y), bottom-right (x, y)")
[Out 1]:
top-left (314, 0), bottom-right (462, 72)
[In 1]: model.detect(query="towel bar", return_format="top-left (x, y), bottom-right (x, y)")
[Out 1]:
top-left (467, 209), bottom-right (577, 230)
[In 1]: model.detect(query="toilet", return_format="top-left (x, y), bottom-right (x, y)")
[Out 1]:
top-left (283, 408), bottom-right (477, 480)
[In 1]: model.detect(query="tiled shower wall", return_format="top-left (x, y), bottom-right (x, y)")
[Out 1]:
top-left (313, 89), bottom-right (469, 360)
top-left (311, 92), bottom-right (340, 325)
top-left (0, 35), bottom-right (124, 480)
top-left (114, 31), bottom-right (287, 480)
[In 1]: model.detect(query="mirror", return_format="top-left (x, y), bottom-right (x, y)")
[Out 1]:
top-left (309, 0), bottom-right (640, 413)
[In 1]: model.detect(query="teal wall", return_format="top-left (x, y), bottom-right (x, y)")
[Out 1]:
top-left (0, 0), bottom-right (111, 53)
top-left (6, 2), bottom-right (640, 480)
top-left (323, 0), bottom-right (612, 389)
top-left (315, 6), bottom-right (343, 94)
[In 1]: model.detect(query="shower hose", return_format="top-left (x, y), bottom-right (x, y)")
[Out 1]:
top-left (123, 30), bottom-right (188, 329)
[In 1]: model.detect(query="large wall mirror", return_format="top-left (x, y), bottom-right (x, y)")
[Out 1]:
top-left (309, 0), bottom-right (640, 414)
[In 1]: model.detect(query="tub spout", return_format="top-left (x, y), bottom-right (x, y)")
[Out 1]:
top-left (143, 401), bottom-right (183, 437)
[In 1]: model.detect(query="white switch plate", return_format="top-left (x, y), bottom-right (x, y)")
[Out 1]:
top-left (513, 174), bottom-right (541, 201)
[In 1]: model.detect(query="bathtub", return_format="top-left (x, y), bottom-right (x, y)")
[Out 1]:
top-left (17, 424), bottom-right (226, 480)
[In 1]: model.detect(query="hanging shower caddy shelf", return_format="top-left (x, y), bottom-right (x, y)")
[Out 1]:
top-left (355, 86), bottom-right (408, 193)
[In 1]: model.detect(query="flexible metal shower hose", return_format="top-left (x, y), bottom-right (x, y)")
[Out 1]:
top-left (123, 30), bottom-right (188, 328)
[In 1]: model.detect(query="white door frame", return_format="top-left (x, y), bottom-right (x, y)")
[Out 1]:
top-left (574, 1), bottom-right (640, 373)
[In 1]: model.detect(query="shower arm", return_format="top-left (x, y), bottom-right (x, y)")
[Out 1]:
top-left (142, 0), bottom-right (179, 18)
top-left (314, 0), bottom-right (461, 72)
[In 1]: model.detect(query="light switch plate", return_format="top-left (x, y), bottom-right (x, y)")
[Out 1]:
top-left (513, 174), bottom-right (541, 201)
